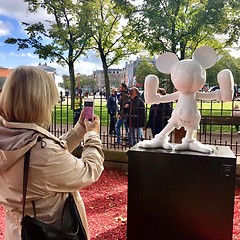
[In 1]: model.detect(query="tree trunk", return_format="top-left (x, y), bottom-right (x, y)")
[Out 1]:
top-left (180, 41), bottom-right (186, 60)
top-left (168, 75), bottom-right (174, 93)
top-left (68, 61), bottom-right (76, 110)
top-left (103, 65), bottom-right (110, 96)
top-left (100, 51), bottom-right (110, 96)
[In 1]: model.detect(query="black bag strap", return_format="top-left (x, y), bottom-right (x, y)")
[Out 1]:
top-left (22, 148), bottom-right (31, 219)
top-left (21, 138), bottom-right (88, 240)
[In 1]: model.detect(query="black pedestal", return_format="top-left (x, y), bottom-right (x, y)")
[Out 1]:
top-left (127, 145), bottom-right (236, 240)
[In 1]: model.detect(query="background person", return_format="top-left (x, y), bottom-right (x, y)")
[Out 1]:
top-left (146, 88), bottom-right (172, 137)
top-left (107, 88), bottom-right (118, 135)
top-left (0, 66), bottom-right (104, 240)
top-left (115, 83), bottom-right (130, 144)
top-left (233, 104), bottom-right (240, 133)
top-left (126, 87), bottom-right (146, 146)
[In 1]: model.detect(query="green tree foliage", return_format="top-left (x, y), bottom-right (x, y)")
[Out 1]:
top-left (89, 0), bottom-right (141, 95)
top-left (62, 74), bottom-right (97, 92)
top-left (207, 53), bottom-right (240, 86)
top-left (62, 74), bottom-right (70, 90)
top-left (222, 0), bottom-right (240, 46)
top-left (130, 0), bottom-right (239, 92)
top-left (5, 0), bottom-right (92, 109)
top-left (78, 74), bottom-right (97, 91)
top-left (135, 57), bottom-right (166, 85)
top-left (131, 0), bottom-right (238, 58)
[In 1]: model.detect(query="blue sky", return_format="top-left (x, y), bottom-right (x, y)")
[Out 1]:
top-left (0, 1), bottom-right (239, 76)
top-left (0, 1), bottom-right (111, 76)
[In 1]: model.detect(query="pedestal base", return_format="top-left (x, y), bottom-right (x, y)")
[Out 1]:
top-left (127, 145), bottom-right (236, 240)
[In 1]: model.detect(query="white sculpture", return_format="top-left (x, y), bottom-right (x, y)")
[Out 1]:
top-left (139, 46), bottom-right (234, 153)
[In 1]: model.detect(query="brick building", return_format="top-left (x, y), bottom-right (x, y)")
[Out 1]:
top-left (0, 67), bottom-right (13, 90)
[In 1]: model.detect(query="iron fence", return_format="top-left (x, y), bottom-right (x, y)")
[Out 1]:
top-left (50, 93), bottom-right (240, 157)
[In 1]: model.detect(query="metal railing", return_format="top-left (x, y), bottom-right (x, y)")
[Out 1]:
top-left (50, 93), bottom-right (240, 157)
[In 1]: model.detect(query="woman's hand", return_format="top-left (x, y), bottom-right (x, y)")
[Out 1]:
top-left (84, 115), bottom-right (100, 134)
top-left (78, 110), bottom-right (100, 134)
top-left (78, 110), bottom-right (86, 127)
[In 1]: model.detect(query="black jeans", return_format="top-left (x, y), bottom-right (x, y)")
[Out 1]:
top-left (109, 114), bottom-right (116, 134)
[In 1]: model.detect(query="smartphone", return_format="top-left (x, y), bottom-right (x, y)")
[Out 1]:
top-left (84, 98), bottom-right (94, 121)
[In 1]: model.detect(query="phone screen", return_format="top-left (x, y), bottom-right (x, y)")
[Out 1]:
top-left (84, 100), bottom-right (94, 121)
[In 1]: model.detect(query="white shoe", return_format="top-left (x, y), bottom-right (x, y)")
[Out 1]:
top-left (138, 136), bottom-right (172, 150)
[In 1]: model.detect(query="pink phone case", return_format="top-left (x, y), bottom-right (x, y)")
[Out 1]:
top-left (84, 100), bottom-right (94, 120)
top-left (84, 106), bottom-right (93, 120)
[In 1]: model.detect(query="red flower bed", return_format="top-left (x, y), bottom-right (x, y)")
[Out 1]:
top-left (81, 168), bottom-right (128, 240)
top-left (0, 168), bottom-right (240, 239)
top-left (233, 187), bottom-right (240, 239)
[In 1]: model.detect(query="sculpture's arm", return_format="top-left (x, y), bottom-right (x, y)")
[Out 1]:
top-left (217, 69), bottom-right (234, 101)
top-left (144, 74), bottom-right (179, 104)
top-left (197, 69), bottom-right (234, 101)
top-left (197, 90), bottom-right (221, 101)
top-left (158, 92), bottom-right (179, 103)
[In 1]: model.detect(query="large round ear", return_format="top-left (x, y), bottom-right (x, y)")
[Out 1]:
top-left (156, 52), bottom-right (179, 74)
top-left (192, 46), bottom-right (218, 69)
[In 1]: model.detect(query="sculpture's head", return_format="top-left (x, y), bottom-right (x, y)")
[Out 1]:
top-left (156, 46), bottom-right (218, 93)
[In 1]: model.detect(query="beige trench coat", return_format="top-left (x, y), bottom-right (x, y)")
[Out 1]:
top-left (0, 117), bottom-right (104, 239)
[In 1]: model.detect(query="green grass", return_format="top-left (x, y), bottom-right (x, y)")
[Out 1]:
top-left (197, 101), bottom-right (234, 116)
top-left (197, 101), bottom-right (235, 133)
top-left (53, 98), bottom-right (109, 126)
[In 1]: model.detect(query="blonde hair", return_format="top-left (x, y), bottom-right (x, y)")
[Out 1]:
top-left (0, 66), bottom-right (59, 128)
top-left (111, 88), bottom-right (117, 93)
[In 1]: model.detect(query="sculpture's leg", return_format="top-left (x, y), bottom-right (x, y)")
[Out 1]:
top-left (138, 123), bottom-right (174, 149)
top-left (174, 130), bottom-right (215, 153)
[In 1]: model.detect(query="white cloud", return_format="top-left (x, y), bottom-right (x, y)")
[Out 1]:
top-left (0, 1), bottom-right (28, 17)
top-left (0, 1), bottom-right (53, 40)
top-left (0, 1), bottom-right (53, 25)
top-left (48, 62), bottom-right (68, 76)
top-left (0, 20), bottom-right (11, 36)
top-left (9, 52), bottom-right (37, 58)
top-left (48, 59), bottom-right (102, 76)
top-left (75, 60), bottom-right (100, 75)
top-left (48, 52), bottom-right (128, 76)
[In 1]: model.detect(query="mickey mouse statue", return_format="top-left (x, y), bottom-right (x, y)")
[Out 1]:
top-left (138, 46), bottom-right (234, 154)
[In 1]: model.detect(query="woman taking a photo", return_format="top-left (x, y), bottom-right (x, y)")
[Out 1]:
top-left (0, 66), bottom-right (104, 239)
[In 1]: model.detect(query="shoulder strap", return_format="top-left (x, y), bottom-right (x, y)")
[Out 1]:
top-left (22, 148), bottom-right (31, 219)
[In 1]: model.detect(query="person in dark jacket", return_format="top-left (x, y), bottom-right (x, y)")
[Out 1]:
top-left (146, 88), bottom-right (172, 137)
top-left (126, 87), bottom-right (146, 146)
top-left (107, 88), bottom-right (118, 135)
top-left (115, 83), bottom-right (130, 144)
